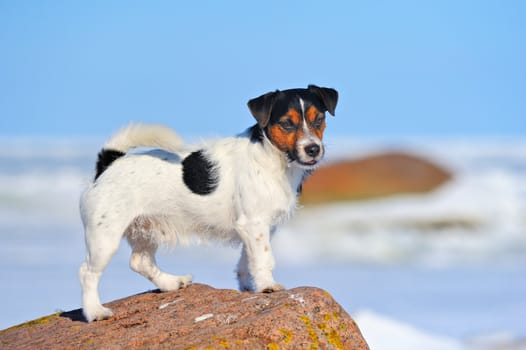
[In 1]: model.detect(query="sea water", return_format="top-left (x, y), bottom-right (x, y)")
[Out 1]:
top-left (0, 136), bottom-right (525, 349)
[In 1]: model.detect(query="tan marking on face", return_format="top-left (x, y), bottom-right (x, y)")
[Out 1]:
top-left (267, 108), bottom-right (305, 153)
top-left (287, 109), bottom-right (302, 125)
top-left (305, 106), bottom-right (326, 140)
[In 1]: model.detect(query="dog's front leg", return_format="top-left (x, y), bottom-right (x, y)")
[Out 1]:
top-left (235, 219), bottom-right (283, 293)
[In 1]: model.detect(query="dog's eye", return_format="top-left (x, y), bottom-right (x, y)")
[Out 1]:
top-left (312, 114), bottom-right (326, 128)
top-left (278, 119), bottom-right (296, 132)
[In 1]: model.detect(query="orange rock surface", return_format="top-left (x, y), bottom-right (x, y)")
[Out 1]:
top-left (0, 284), bottom-right (369, 349)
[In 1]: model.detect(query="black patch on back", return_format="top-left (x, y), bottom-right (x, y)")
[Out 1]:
top-left (95, 149), bottom-right (125, 180)
top-left (182, 150), bottom-right (219, 195)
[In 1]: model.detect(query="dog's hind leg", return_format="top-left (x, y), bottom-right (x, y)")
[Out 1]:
top-left (128, 237), bottom-right (192, 292)
top-left (79, 228), bottom-right (122, 322)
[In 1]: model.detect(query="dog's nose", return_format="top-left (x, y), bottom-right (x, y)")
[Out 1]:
top-left (304, 144), bottom-right (321, 157)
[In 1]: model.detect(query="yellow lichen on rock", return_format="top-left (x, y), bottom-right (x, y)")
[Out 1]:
top-left (2, 313), bottom-right (60, 332)
top-left (280, 329), bottom-right (293, 344)
top-left (327, 328), bottom-right (344, 349)
top-left (300, 315), bottom-right (320, 349)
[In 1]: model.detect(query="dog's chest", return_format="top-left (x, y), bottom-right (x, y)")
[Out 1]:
top-left (241, 161), bottom-right (298, 217)
top-left (211, 139), bottom-right (303, 223)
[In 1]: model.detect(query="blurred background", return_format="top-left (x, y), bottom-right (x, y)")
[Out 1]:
top-left (1, 1), bottom-right (525, 349)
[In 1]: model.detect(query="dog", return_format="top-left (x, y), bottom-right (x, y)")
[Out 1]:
top-left (79, 84), bottom-right (338, 322)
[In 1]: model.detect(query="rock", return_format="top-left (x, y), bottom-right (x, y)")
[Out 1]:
top-left (302, 152), bottom-right (451, 204)
top-left (0, 284), bottom-right (369, 349)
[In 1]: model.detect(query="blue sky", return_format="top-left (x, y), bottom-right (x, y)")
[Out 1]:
top-left (0, 1), bottom-right (525, 138)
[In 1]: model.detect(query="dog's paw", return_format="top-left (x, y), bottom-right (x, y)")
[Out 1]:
top-left (157, 274), bottom-right (193, 292)
top-left (237, 273), bottom-right (253, 292)
top-left (260, 283), bottom-right (285, 293)
top-left (179, 274), bottom-right (193, 288)
top-left (239, 285), bottom-right (252, 292)
top-left (84, 305), bottom-right (113, 322)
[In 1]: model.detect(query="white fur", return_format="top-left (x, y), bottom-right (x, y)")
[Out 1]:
top-left (79, 124), bottom-right (307, 322)
top-left (299, 97), bottom-right (305, 116)
top-left (104, 123), bottom-right (184, 154)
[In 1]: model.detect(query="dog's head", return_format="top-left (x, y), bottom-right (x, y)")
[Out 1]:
top-left (248, 84), bottom-right (338, 168)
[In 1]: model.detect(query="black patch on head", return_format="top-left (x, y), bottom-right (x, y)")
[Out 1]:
top-left (266, 89), bottom-right (329, 127)
top-left (247, 85), bottom-right (338, 129)
top-left (182, 150), bottom-right (219, 195)
top-left (95, 149), bottom-right (125, 180)
top-left (308, 85), bottom-right (338, 116)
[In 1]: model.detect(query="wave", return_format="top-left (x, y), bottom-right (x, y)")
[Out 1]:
top-left (354, 309), bottom-right (526, 350)
top-left (1, 137), bottom-right (525, 266)
top-left (275, 161), bottom-right (526, 266)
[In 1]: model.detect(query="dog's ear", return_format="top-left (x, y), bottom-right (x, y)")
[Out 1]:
top-left (247, 90), bottom-right (279, 128)
top-left (308, 85), bottom-right (338, 116)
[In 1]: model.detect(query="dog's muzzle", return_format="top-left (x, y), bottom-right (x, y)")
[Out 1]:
top-left (294, 141), bottom-right (324, 168)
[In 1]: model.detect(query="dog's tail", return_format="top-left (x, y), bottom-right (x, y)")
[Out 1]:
top-left (94, 123), bottom-right (184, 180)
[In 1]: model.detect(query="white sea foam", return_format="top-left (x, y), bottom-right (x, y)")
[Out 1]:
top-left (354, 310), bottom-right (463, 350)
top-left (275, 169), bottom-right (526, 266)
